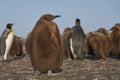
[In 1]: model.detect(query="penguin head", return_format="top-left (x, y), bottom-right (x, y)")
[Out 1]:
top-left (40, 14), bottom-right (61, 21)
top-left (115, 23), bottom-right (120, 27)
top-left (109, 26), bottom-right (118, 31)
top-left (96, 28), bottom-right (108, 36)
top-left (96, 28), bottom-right (106, 33)
top-left (63, 27), bottom-right (71, 32)
top-left (6, 23), bottom-right (14, 29)
top-left (109, 23), bottom-right (120, 31)
top-left (75, 18), bottom-right (80, 26)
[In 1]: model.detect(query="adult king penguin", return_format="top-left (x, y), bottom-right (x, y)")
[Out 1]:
top-left (68, 19), bottom-right (86, 59)
top-left (30, 14), bottom-right (63, 75)
top-left (0, 23), bottom-right (14, 62)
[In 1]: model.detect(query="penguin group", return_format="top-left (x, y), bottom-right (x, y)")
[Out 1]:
top-left (0, 13), bottom-right (120, 76)
top-left (83, 23), bottom-right (120, 60)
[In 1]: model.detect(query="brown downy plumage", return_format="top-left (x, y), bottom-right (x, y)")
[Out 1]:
top-left (110, 23), bottom-right (120, 56)
top-left (85, 30), bottom-right (110, 60)
top-left (25, 32), bottom-right (31, 54)
top-left (96, 28), bottom-right (112, 57)
top-left (9, 35), bottom-right (23, 57)
top-left (61, 27), bottom-right (72, 59)
top-left (30, 14), bottom-right (63, 75)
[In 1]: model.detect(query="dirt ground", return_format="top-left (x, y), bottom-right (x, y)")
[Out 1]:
top-left (0, 53), bottom-right (120, 80)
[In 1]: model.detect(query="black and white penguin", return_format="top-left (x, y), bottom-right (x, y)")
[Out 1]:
top-left (68, 19), bottom-right (86, 59)
top-left (0, 23), bottom-right (14, 61)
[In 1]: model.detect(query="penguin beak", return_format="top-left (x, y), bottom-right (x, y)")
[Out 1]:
top-left (54, 15), bottom-right (61, 18)
top-left (10, 23), bottom-right (14, 28)
top-left (11, 23), bottom-right (14, 26)
top-left (108, 27), bottom-right (112, 31)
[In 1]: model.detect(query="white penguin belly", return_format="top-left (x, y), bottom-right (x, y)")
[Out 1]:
top-left (70, 38), bottom-right (78, 59)
top-left (4, 31), bottom-right (14, 60)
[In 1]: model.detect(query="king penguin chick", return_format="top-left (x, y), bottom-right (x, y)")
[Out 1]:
top-left (30, 14), bottom-right (63, 75)
top-left (0, 23), bottom-right (14, 61)
top-left (67, 19), bottom-right (86, 60)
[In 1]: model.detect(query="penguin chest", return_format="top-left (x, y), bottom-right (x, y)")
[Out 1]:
top-left (6, 31), bottom-right (14, 49)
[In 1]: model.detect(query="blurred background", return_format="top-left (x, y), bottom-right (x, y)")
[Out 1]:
top-left (0, 0), bottom-right (119, 38)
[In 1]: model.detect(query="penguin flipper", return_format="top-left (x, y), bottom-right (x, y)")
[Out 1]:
top-left (0, 29), bottom-right (9, 55)
top-left (0, 38), bottom-right (6, 55)
top-left (66, 30), bottom-right (72, 48)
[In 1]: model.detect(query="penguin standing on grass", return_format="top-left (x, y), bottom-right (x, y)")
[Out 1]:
top-left (0, 23), bottom-right (14, 62)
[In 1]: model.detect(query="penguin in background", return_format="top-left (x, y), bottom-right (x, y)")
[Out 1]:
top-left (0, 23), bottom-right (14, 62)
top-left (109, 23), bottom-right (120, 56)
top-left (30, 14), bottom-right (63, 76)
top-left (61, 27), bottom-right (72, 59)
top-left (25, 32), bottom-right (31, 54)
top-left (9, 35), bottom-right (23, 57)
top-left (67, 19), bottom-right (86, 59)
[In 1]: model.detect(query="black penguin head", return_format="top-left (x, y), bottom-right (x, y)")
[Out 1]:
top-left (75, 18), bottom-right (80, 26)
top-left (109, 23), bottom-right (120, 31)
top-left (40, 14), bottom-right (61, 21)
top-left (6, 23), bottom-right (14, 29)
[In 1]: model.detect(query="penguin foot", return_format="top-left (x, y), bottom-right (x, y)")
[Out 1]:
top-left (79, 57), bottom-right (84, 60)
top-left (52, 67), bottom-right (62, 73)
top-left (68, 56), bottom-right (72, 61)
top-left (48, 70), bottom-right (52, 76)
top-left (48, 68), bottom-right (62, 76)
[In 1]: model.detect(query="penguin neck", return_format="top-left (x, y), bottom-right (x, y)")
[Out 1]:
top-left (75, 23), bottom-right (80, 27)
top-left (74, 24), bottom-right (80, 28)
top-left (6, 28), bottom-right (11, 32)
